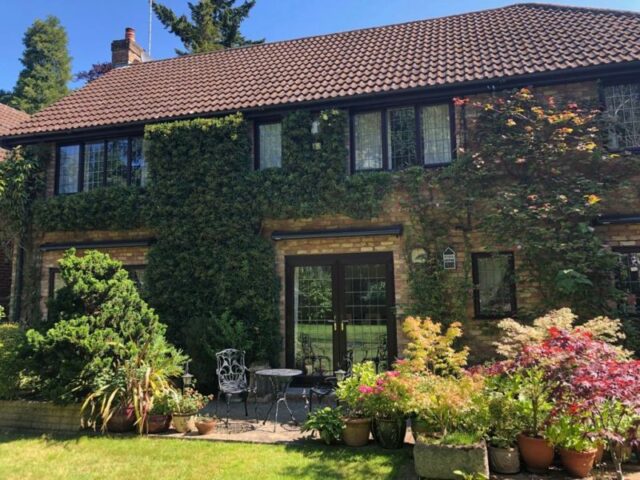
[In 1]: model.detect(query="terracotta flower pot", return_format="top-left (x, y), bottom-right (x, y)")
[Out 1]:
top-left (410, 415), bottom-right (430, 442)
top-left (373, 416), bottom-right (406, 449)
top-left (559, 448), bottom-right (597, 478)
top-left (145, 414), bottom-right (171, 434)
top-left (106, 406), bottom-right (136, 433)
top-left (195, 418), bottom-right (217, 435)
top-left (517, 433), bottom-right (554, 473)
top-left (488, 445), bottom-right (521, 474)
top-left (172, 413), bottom-right (196, 433)
top-left (342, 417), bottom-right (371, 447)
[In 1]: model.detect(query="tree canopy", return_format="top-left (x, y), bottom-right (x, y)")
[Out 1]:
top-left (153, 0), bottom-right (263, 55)
top-left (10, 16), bottom-right (71, 114)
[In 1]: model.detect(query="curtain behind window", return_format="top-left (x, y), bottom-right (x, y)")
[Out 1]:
top-left (422, 104), bottom-right (452, 165)
top-left (259, 123), bottom-right (282, 169)
top-left (354, 112), bottom-right (383, 170)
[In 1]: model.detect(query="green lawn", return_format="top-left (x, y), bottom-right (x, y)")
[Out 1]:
top-left (0, 432), bottom-right (412, 480)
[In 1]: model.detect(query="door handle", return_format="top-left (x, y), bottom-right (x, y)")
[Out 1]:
top-left (330, 317), bottom-right (337, 332)
top-left (341, 320), bottom-right (349, 332)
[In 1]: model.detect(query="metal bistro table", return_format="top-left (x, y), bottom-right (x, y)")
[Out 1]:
top-left (256, 368), bottom-right (302, 431)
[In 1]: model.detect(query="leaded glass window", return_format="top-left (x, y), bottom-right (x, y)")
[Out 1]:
top-left (258, 122), bottom-right (282, 169)
top-left (422, 104), bottom-right (452, 165)
top-left (58, 145), bottom-right (80, 194)
top-left (616, 250), bottom-right (640, 316)
top-left (106, 139), bottom-right (129, 186)
top-left (130, 137), bottom-right (147, 187)
top-left (354, 111), bottom-right (383, 171)
top-left (604, 83), bottom-right (640, 150)
top-left (472, 253), bottom-right (516, 318)
top-left (387, 107), bottom-right (417, 169)
top-left (83, 141), bottom-right (105, 191)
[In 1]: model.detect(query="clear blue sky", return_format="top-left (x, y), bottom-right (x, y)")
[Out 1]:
top-left (1, 0), bottom-right (639, 91)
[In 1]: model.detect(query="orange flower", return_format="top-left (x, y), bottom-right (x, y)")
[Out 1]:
top-left (586, 194), bottom-right (601, 205)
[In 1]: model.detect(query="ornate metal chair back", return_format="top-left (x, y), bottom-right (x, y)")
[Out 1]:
top-left (216, 348), bottom-right (248, 391)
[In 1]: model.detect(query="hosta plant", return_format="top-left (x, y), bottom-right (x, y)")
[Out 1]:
top-left (302, 407), bottom-right (345, 445)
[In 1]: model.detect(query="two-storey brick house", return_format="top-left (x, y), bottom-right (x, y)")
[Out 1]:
top-left (2, 4), bottom-right (640, 374)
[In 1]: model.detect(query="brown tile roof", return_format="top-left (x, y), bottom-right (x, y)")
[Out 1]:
top-left (0, 103), bottom-right (29, 159)
top-left (6, 3), bottom-right (640, 139)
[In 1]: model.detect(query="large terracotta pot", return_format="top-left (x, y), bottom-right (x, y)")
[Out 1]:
top-left (145, 414), bottom-right (171, 434)
top-left (373, 416), bottom-right (406, 449)
top-left (172, 413), bottom-right (196, 433)
top-left (559, 448), bottom-right (597, 478)
top-left (410, 415), bottom-right (430, 442)
top-left (488, 445), bottom-right (520, 474)
top-left (517, 433), bottom-right (554, 473)
top-left (107, 406), bottom-right (136, 433)
top-left (342, 417), bottom-right (371, 447)
top-left (195, 418), bottom-right (217, 435)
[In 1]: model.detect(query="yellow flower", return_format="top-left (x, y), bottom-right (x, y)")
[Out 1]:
top-left (506, 119), bottom-right (517, 127)
top-left (586, 194), bottom-right (601, 205)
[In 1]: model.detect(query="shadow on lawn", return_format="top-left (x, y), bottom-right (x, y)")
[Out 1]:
top-left (280, 442), bottom-right (414, 480)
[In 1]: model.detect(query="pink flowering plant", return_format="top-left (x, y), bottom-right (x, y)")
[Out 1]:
top-left (357, 370), bottom-right (410, 420)
top-left (335, 361), bottom-right (377, 418)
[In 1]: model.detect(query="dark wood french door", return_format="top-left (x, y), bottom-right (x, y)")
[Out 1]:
top-left (285, 253), bottom-right (396, 382)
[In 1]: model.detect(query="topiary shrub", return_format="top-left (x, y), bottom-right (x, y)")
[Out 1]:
top-left (0, 317), bottom-right (27, 400)
top-left (26, 249), bottom-right (185, 404)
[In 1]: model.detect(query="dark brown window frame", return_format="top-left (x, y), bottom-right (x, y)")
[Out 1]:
top-left (349, 101), bottom-right (456, 174)
top-left (284, 252), bottom-right (397, 385)
top-left (54, 136), bottom-right (145, 195)
top-left (612, 246), bottom-right (640, 316)
top-left (471, 251), bottom-right (517, 319)
top-left (253, 118), bottom-right (283, 170)
top-left (598, 76), bottom-right (640, 153)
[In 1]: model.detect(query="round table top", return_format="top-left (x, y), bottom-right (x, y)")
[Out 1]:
top-left (256, 368), bottom-right (302, 378)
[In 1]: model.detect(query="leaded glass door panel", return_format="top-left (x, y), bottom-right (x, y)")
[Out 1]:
top-left (285, 253), bottom-right (396, 382)
top-left (291, 264), bottom-right (336, 376)
top-left (341, 261), bottom-right (391, 372)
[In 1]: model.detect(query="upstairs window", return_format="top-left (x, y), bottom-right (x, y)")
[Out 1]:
top-left (58, 145), bottom-right (80, 194)
top-left (351, 103), bottom-right (454, 172)
top-left (56, 137), bottom-right (147, 195)
top-left (472, 252), bottom-right (516, 319)
top-left (256, 121), bottom-right (282, 169)
top-left (604, 82), bottom-right (640, 150)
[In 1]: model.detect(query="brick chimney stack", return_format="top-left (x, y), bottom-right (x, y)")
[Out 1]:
top-left (111, 27), bottom-right (145, 67)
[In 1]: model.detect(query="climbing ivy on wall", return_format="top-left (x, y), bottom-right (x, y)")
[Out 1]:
top-left (142, 109), bottom-right (394, 387)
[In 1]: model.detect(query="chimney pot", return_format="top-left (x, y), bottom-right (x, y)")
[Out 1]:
top-left (125, 27), bottom-right (135, 42)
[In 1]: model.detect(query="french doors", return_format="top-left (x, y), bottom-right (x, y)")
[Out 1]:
top-left (285, 253), bottom-right (396, 381)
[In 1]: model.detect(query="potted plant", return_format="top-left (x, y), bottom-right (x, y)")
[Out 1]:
top-left (301, 407), bottom-right (345, 445)
top-left (194, 414), bottom-right (217, 435)
top-left (358, 370), bottom-right (408, 449)
top-left (413, 373), bottom-right (490, 480)
top-left (336, 362), bottom-right (377, 447)
top-left (546, 414), bottom-right (597, 478)
top-left (168, 388), bottom-right (211, 433)
top-left (145, 389), bottom-right (173, 434)
top-left (485, 386), bottom-right (522, 474)
top-left (512, 368), bottom-right (555, 473)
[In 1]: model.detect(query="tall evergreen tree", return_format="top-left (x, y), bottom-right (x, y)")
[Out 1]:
top-left (153, 0), bottom-right (263, 55)
top-left (11, 16), bottom-right (71, 114)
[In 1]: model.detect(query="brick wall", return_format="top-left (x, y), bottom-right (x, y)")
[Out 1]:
top-left (28, 79), bottom-right (639, 364)
top-left (38, 229), bottom-right (152, 315)
top-left (0, 400), bottom-right (85, 433)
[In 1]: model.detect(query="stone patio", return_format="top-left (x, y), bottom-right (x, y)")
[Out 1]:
top-left (149, 390), bottom-right (640, 480)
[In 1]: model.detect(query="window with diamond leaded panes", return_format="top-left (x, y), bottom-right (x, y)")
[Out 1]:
top-left (615, 249), bottom-right (640, 316)
top-left (604, 83), bottom-right (640, 150)
top-left (55, 137), bottom-right (146, 195)
top-left (387, 107), bottom-right (417, 169)
top-left (351, 103), bottom-right (453, 172)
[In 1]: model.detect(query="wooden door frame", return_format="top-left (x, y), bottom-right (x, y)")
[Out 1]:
top-left (284, 252), bottom-right (397, 379)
